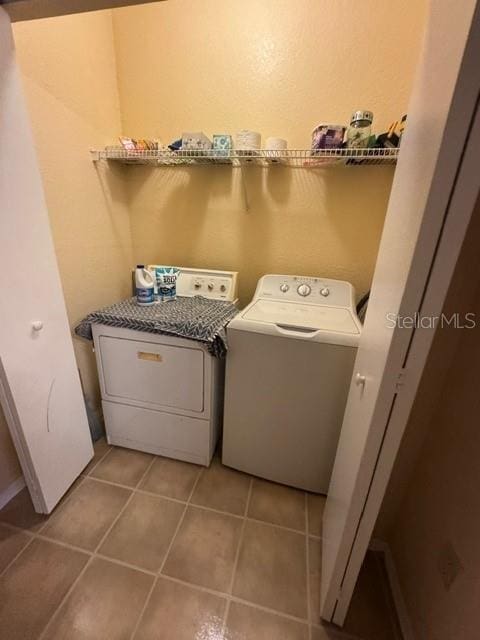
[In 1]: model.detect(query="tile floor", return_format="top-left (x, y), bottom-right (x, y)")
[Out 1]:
top-left (0, 439), bottom-right (398, 640)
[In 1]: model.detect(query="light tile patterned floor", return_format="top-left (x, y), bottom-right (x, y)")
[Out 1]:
top-left (0, 439), bottom-right (397, 640)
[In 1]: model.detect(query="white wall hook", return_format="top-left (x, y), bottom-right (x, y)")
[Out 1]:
top-left (31, 320), bottom-right (44, 331)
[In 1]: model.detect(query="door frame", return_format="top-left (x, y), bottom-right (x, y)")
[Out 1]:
top-left (326, 6), bottom-right (480, 624)
top-left (0, 358), bottom-right (45, 512)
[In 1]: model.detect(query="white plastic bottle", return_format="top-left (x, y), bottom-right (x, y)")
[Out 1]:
top-left (135, 265), bottom-right (155, 306)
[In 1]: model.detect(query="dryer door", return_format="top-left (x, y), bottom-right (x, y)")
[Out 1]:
top-left (98, 335), bottom-right (205, 412)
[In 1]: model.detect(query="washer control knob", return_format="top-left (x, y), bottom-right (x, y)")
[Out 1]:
top-left (207, 282), bottom-right (214, 291)
top-left (194, 282), bottom-right (201, 290)
top-left (320, 287), bottom-right (330, 297)
top-left (297, 283), bottom-right (311, 297)
top-left (220, 284), bottom-right (227, 292)
top-left (280, 283), bottom-right (289, 293)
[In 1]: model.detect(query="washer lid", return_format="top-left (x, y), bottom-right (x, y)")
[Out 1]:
top-left (242, 300), bottom-right (360, 335)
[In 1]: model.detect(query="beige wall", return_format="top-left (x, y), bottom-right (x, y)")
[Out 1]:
top-left (6, 1), bottom-right (427, 492)
top-left (112, 0), bottom-right (427, 305)
top-left (8, 1), bottom-right (428, 406)
top-left (0, 407), bottom-right (22, 494)
top-left (387, 287), bottom-right (480, 640)
top-left (13, 11), bottom-right (133, 407)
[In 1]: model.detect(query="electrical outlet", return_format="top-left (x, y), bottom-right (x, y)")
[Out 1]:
top-left (437, 541), bottom-right (464, 590)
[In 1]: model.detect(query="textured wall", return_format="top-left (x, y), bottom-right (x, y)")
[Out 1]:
top-left (113, 0), bottom-right (426, 146)
top-left (9, 1), bottom-right (428, 407)
top-left (124, 166), bottom-right (394, 305)
top-left (13, 11), bottom-right (133, 408)
top-left (388, 284), bottom-right (480, 640)
top-left (112, 0), bottom-right (427, 305)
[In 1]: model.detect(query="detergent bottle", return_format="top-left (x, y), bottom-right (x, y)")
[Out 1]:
top-left (135, 265), bottom-right (155, 306)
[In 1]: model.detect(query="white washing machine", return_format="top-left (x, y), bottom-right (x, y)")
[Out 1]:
top-left (222, 274), bottom-right (361, 493)
top-left (92, 267), bottom-right (238, 466)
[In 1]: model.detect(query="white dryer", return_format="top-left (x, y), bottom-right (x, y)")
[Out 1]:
top-left (222, 274), bottom-right (361, 493)
top-left (92, 267), bottom-right (238, 466)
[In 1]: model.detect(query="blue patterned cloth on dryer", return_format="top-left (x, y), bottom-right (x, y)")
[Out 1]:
top-left (75, 296), bottom-right (238, 357)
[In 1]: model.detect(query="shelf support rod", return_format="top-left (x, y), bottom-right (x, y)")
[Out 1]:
top-left (240, 167), bottom-right (250, 213)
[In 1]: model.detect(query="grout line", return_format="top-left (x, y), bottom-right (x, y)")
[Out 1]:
top-left (33, 533), bottom-right (157, 580)
top-left (221, 477), bottom-right (254, 635)
top-left (157, 572), bottom-right (229, 600)
top-left (136, 486), bottom-right (189, 506)
top-left (92, 553), bottom-right (157, 577)
top-left (30, 526), bottom-right (158, 577)
top-left (0, 532), bottom-right (36, 579)
top-left (30, 529), bottom-right (159, 580)
top-left (3, 450), bottom-right (318, 636)
top-left (229, 593), bottom-right (310, 626)
top-left (182, 501), bottom-right (243, 521)
top-left (129, 571), bottom-right (158, 640)
top-left (84, 440), bottom-right (113, 477)
top-left (37, 556), bottom-right (93, 640)
top-left (35, 476), bottom-right (87, 536)
top-left (34, 441), bottom-right (110, 535)
top-left (2, 492), bottom-right (311, 538)
top-left (0, 521), bottom-right (35, 534)
top-left (35, 473), bottom-right (313, 535)
top-left (159, 572), bottom-right (312, 626)
top-left (0, 469), bottom-right (92, 577)
top-left (246, 514), bottom-right (305, 535)
top-left (230, 477), bottom-right (253, 593)
top-left (36, 533), bottom-right (95, 556)
top-left (0, 471), bottom-right (90, 574)
top-left (38, 455), bottom-right (156, 640)
top-left (159, 466), bottom-right (202, 575)
top-left (147, 486), bottom-right (307, 536)
top-left (129, 467), bottom-right (203, 640)
top-left (305, 492), bottom-right (313, 640)
top-left (83, 474), bottom-right (141, 492)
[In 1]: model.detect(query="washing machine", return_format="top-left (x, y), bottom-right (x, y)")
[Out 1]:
top-left (222, 274), bottom-right (361, 493)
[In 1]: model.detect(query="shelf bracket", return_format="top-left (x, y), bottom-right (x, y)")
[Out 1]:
top-left (240, 167), bottom-right (250, 212)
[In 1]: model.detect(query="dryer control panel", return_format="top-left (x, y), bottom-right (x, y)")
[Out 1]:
top-left (176, 267), bottom-right (238, 302)
top-left (254, 274), bottom-right (355, 309)
top-left (132, 267), bottom-right (238, 302)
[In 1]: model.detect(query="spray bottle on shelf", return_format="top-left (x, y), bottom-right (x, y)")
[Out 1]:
top-left (135, 265), bottom-right (155, 306)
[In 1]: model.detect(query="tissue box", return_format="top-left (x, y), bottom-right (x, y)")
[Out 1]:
top-left (213, 134), bottom-right (232, 157)
top-left (181, 132), bottom-right (212, 151)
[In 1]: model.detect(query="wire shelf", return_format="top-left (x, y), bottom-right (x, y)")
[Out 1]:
top-left (91, 146), bottom-right (399, 167)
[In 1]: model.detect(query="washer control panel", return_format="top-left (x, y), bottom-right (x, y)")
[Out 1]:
top-left (255, 274), bottom-right (355, 308)
top-left (297, 283), bottom-right (311, 297)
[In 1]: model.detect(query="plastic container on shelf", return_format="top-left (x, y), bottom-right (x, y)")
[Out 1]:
top-left (346, 110), bottom-right (373, 149)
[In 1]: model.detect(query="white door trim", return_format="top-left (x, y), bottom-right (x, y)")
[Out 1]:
top-left (0, 359), bottom-right (45, 513)
top-left (369, 539), bottom-right (415, 640)
top-left (321, 0), bottom-right (480, 624)
top-left (333, 74), bottom-right (480, 625)
top-left (0, 476), bottom-right (26, 511)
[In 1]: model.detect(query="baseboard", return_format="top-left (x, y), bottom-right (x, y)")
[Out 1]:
top-left (370, 538), bottom-right (415, 640)
top-left (0, 475), bottom-right (26, 510)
